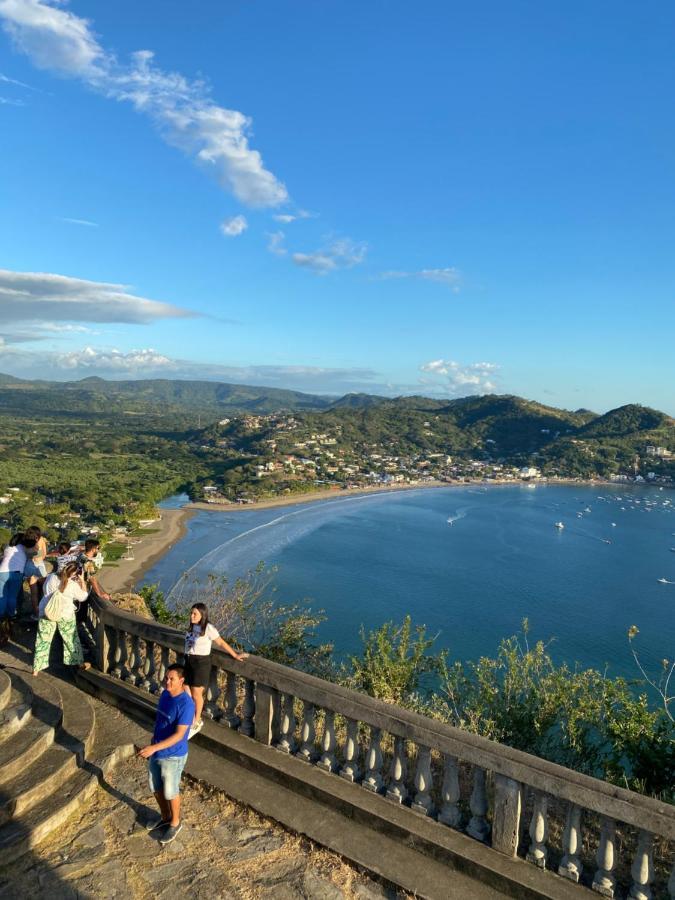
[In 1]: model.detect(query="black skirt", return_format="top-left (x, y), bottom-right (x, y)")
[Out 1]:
top-left (184, 653), bottom-right (212, 688)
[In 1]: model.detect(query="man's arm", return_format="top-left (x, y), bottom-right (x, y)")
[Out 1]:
top-left (137, 724), bottom-right (189, 759)
top-left (89, 573), bottom-right (111, 601)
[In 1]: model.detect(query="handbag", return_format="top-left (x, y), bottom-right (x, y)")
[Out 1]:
top-left (43, 589), bottom-right (68, 622)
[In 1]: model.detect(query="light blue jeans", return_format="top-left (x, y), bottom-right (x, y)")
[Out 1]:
top-left (147, 753), bottom-right (187, 800)
top-left (0, 571), bottom-right (23, 618)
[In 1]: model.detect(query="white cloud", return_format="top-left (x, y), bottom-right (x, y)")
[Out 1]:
top-left (0, 94), bottom-right (23, 104)
top-left (60, 216), bottom-right (98, 227)
top-left (220, 214), bottom-right (247, 237)
top-left (272, 209), bottom-right (313, 224)
top-left (266, 230), bottom-right (287, 256)
top-left (420, 359), bottom-right (499, 395)
top-left (0, 268), bottom-right (194, 325)
top-left (0, 1), bottom-right (287, 208)
top-left (380, 267), bottom-right (462, 291)
top-left (292, 237), bottom-right (367, 275)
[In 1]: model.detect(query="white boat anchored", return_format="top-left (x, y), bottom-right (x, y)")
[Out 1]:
top-left (554, 522), bottom-right (564, 529)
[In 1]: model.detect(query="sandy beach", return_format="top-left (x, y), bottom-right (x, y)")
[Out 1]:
top-left (188, 480), bottom-right (448, 513)
top-left (100, 507), bottom-right (194, 594)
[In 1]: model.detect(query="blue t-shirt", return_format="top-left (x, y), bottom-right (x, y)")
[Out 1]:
top-left (152, 690), bottom-right (195, 759)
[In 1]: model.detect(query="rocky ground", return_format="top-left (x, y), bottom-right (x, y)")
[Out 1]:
top-left (0, 754), bottom-right (406, 900)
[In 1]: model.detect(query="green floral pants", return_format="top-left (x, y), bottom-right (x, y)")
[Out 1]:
top-left (33, 617), bottom-right (84, 672)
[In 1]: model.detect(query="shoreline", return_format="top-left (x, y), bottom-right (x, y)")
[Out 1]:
top-left (100, 507), bottom-right (195, 594)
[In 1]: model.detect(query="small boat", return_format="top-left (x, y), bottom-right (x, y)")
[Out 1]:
top-left (584, 507), bottom-right (592, 513)
top-left (670, 548), bottom-right (675, 553)
top-left (611, 523), bottom-right (617, 527)
top-left (554, 522), bottom-right (564, 529)
top-left (657, 578), bottom-right (674, 584)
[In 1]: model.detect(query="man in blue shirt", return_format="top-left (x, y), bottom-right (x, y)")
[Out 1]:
top-left (138, 663), bottom-right (195, 845)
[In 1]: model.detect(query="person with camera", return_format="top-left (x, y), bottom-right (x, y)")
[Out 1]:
top-left (32, 561), bottom-right (91, 676)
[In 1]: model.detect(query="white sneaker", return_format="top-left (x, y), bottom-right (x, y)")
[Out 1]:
top-left (188, 720), bottom-right (203, 740)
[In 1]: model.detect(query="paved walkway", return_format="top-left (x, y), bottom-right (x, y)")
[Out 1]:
top-left (0, 625), bottom-right (404, 900)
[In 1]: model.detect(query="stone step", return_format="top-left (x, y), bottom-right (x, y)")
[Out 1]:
top-left (0, 739), bottom-right (135, 857)
top-left (0, 669), bottom-right (11, 711)
top-left (0, 680), bottom-right (96, 825)
top-left (0, 674), bottom-right (62, 786)
top-left (0, 683), bottom-right (32, 744)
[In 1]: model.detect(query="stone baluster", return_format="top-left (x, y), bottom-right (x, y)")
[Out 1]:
top-left (466, 766), bottom-right (490, 842)
top-left (157, 644), bottom-right (170, 688)
top-left (297, 703), bottom-right (318, 763)
top-left (124, 633), bottom-right (141, 684)
top-left (317, 710), bottom-right (338, 772)
top-left (204, 666), bottom-right (222, 720)
top-left (112, 629), bottom-right (128, 679)
top-left (438, 755), bottom-right (462, 828)
top-left (140, 640), bottom-right (156, 692)
top-left (276, 693), bottom-right (297, 753)
top-left (386, 736), bottom-right (407, 803)
top-left (411, 745), bottom-right (434, 815)
top-left (239, 678), bottom-right (255, 736)
top-left (222, 671), bottom-right (241, 729)
top-left (593, 816), bottom-right (618, 898)
top-left (668, 861), bottom-right (675, 900)
top-left (558, 804), bottom-right (584, 882)
top-left (339, 718), bottom-right (361, 782)
top-left (628, 830), bottom-right (655, 900)
top-left (362, 726), bottom-right (384, 793)
top-left (526, 791), bottom-right (549, 868)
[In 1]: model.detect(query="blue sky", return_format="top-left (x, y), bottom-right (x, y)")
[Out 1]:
top-left (1, 1), bottom-right (674, 413)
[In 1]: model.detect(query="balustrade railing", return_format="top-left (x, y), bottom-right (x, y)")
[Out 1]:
top-left (84, 597), bottom-right (675, 898)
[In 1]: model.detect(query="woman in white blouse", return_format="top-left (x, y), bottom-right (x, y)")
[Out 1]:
top-left (32, 562), bottom-right (91, 676)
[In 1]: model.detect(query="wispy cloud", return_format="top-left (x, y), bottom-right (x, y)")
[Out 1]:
top-left (220, 215), bottom-right (247, 237)
top-left (59, 216), bottom-right (98, 227)
top-left (0, 0), bottom-right (287, 208)
top-left (0, 94), bottom-right (24, 105)
top-left (292, 237), bottom-right (367, 275)
top-left (420, 358), bottom-right (499, 395)
top-left (272, 209), bottom-right (314, 224)
top-left (0, 268), bottom-right (195, 326)
top-left (266, 230), bottom-right (287, 256)
top-left (380, 267), bottom-right (462, 292)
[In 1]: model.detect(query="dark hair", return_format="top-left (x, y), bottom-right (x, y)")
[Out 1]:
top-left (59, 562), bottom-right (80, 592)
top-left (9, 532), bottom-right (24, 547)
top-left (25, 526), bottom-right (42, 540)
top-left (189, 603), bottom-right (209, 633)
top-left (84, 538), bottom-right (100, 553)
top-left (20, 536), bottom-right (37, 550)
top-left (57, 542), bottom-right (71, 555)
top-left (166, 663), bottom-right (185, 680)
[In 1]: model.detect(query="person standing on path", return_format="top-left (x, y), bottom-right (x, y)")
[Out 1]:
top-left (137, 663), bottom-right (195, 845)
top-left (32, 562), bottom-right (91, 675)
top-left (183, 602), bottom-right (248, 738)
top-left (0, 533), bottom-right (37, 644)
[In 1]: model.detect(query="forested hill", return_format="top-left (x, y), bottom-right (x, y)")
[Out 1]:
top-left (0, 374), bottom-right (330, 418)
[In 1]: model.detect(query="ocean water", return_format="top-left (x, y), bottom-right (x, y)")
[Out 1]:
top-left (149, 484), bottom-right (675, 679)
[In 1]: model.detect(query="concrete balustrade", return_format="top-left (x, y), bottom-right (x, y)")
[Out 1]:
top-left (83, 598), bottom-right (675, 899)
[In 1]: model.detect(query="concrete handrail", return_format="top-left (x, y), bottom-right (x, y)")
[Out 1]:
top-left (86, 594), bottom-right (674, 896)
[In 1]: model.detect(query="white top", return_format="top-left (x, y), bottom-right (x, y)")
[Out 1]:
top-left (184, 623), bottom-right (220, 656)
top-left (0, 545), bottom-right (27, 573)
top-left (39, 573), bottom-right (88, 620)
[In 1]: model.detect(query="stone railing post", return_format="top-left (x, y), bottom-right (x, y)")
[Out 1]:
top-left (157, 644), bottom-right (170, 687)
top-left (628, 830), bottom-right (655, 900)
top-left (240, 678), bottom-right (255, 736)
top-left (222, 671), bottom-right (241, 729)
top-left (438, 755), bottom-right (461, 828)
top-left (386, 736), bottom-right (407, 803)
top-left (205, 665), bottom-right (222, 720)
top-left (491, 774), bottom-right (523, 857)
top-left (559, 804), bottom-right (584, 882)
top-left (297, 702), bottom-right (317, 763)
top-left (276, 693), bottom-right (297, 753)
top-left (340, 718), bottom-right (361, 783)
top-left (124, 633), bottom-right (141, 684)
top-left (96, 609), bottom-right (109, 673)
top-left (255, 684), bottom-right (279, 745)
top-left (111, 628), bottom-right (127, 679)
top-left (411, 745), bottom-right (434, 816)
top-left (362, 726), bottom-right (384, 793)
top-left (526, 791), bottom-right (549, 868)
top-left (467, 766), bottom-right (490, 842)
top-left (317, 709), bottom-right (338, 773)
top-left (141, 640), bottom-right (156, 692)
top-left (593, 816), bottom-right (618, 898)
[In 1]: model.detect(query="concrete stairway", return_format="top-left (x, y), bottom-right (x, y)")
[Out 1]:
top-left (0, 661), bottom-right (134, 857)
